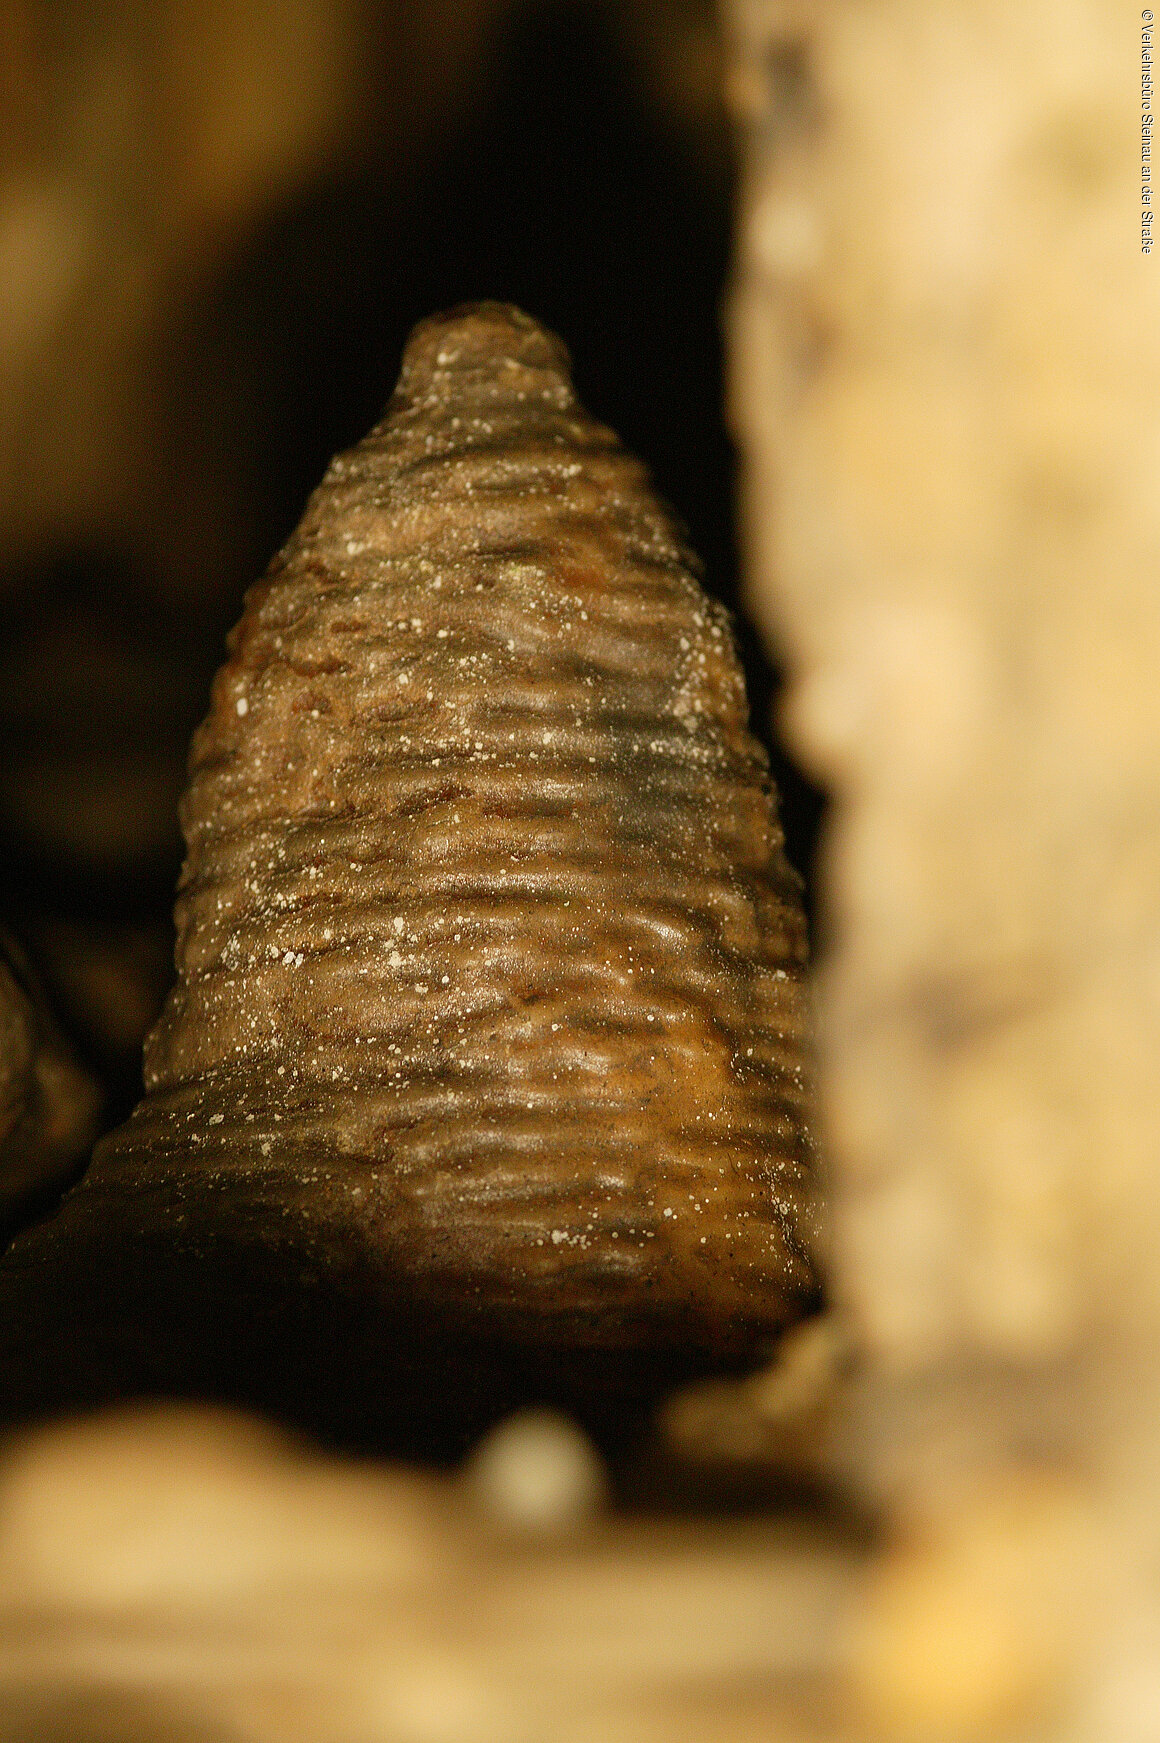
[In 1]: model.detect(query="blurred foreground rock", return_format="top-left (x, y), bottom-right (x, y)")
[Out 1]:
top-left (0, 1402), bottom-right (862, 1743)
top-left (728, 0), bottom-right (1160, 1734)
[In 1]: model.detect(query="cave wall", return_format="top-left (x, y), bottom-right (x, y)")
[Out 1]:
top-left (727, 0), bottom-right (1160, 1732)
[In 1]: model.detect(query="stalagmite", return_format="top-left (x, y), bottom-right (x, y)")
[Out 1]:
top-left (0, 303), bottom-right (817, 1446)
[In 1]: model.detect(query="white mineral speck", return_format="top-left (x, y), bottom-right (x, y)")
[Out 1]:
top-left (236, 697), bottom-right (248, 716)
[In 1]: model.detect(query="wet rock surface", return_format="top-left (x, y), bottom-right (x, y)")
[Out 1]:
top-left (0, 304), bottom-right (817, 1450)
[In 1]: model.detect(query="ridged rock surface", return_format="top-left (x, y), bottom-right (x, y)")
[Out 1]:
top-left (0, 305), bottom-right (817, 1443)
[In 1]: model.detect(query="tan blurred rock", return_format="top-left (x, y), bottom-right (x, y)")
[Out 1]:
top-left (658, 1313), bottom-right (853, 1474)
top-left (727, 0), bottom-right (1160, 1732)
top-left (727, 0), bottom-right (1160, 1430)
top-left (849, 1470), bottom-right (1106, 1740)
top-left (0, 1403), bottom-right (864, 1743)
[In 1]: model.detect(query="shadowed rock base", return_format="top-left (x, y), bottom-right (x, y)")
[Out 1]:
top-left (0, 1184), bottom-right (795, 1459)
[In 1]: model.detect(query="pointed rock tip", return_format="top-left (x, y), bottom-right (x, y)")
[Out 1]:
top-left (395, 302), bottom-right (574, 401)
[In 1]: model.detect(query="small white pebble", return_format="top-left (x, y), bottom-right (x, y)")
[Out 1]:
top-left (236, 697), bottom-right (248, 716)
top-left (464, 1408), bottom-right (607, 1533)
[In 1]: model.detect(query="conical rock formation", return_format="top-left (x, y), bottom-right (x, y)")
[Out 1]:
top-left (0, 305), bottom-right (818, 1443)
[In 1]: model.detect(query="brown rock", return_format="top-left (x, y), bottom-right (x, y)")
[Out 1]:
top-left (0, 304), bottom-right (816, 1446)
top-left (0, 931), bottom-right (101, 1240)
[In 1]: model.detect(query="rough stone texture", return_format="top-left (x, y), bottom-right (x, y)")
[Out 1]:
top-left (726, 0), bottom-right (1160, 1732)
top-left (728, 0), bottom-right (1159, 1405)
top-left (0, 303), bottom-right (817, 1444)
top-left (0, 931), bottom-right (101, 1240)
